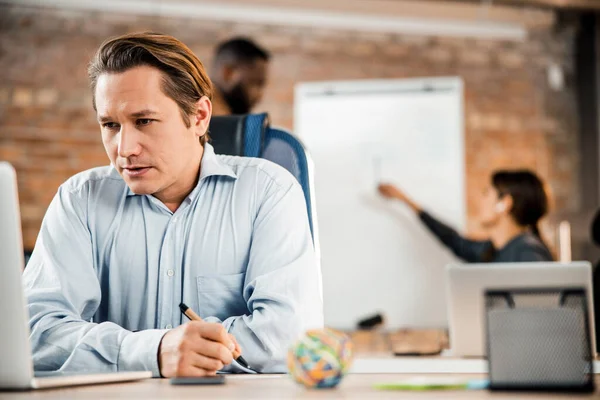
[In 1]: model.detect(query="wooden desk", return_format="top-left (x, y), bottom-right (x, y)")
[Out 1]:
top-left (2, 374), bottom-right (597, 399)
top-left (2, 332), bottom-right (597, 398)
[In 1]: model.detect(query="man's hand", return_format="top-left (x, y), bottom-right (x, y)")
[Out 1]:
top-left (229, 333), bottom-right (242, 357)
top-left (158, 321), bottom-right (236, 377)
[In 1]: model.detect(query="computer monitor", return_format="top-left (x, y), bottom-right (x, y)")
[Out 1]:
top-left (446, 262), bottom-right (596, 358)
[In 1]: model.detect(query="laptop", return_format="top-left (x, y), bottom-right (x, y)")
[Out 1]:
top-left (446, 262), bottom-right (596, 358)
top-left (0, 162), bottom-right (152, 390)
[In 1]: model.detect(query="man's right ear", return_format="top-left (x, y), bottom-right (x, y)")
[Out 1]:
top-left (192, 96), bottom-right (212, 138)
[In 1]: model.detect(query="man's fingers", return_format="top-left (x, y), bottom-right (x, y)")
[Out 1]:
top-left (177, 321), bottom-right (235, 365)
top-left (190, 321), bottom-right (234, 350)
top-left (175, 363), bottom-right (215, 377)
top-left (182, 336), bottom-right (234, 365)
top-left (229, 333), bottom-right (242, 355)
top-left (185, 352), bottom-right (225, 373)
top-left (160, 322), bottom-right (237, 378)
top-left (200, 338), bottom-right (234, 365)
top-left (173, 339), bottom-right (228, 376)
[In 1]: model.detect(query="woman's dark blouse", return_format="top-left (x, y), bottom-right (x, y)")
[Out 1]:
top-left (419, 211), bottom-right (553, 262)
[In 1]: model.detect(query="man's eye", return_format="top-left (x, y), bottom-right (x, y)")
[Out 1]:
top-left (102, 122), bottom-right (119, 129)
top-left (137, 119), bottom-right (153, 126)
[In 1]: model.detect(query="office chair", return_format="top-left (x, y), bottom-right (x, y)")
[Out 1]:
top-left (209, 113), bottom-right (267, 158)
top-left (209, 113), bottom-right (319, 245)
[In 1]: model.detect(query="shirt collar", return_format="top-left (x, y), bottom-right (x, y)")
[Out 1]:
top-left (125, 143), bottom-right (237, 198)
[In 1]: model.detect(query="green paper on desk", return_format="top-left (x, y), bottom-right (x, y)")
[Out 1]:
top-left (374, 377), bottom-right (489, 391)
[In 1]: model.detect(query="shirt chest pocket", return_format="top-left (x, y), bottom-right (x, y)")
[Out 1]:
top-left (196, 273), bottom-right (249, 320)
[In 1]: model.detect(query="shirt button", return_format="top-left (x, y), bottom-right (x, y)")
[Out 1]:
top-left (172, 217), bottom-right (178, 223)
top-left (165, 324), bottom-right (172, 329)
top-left (167, 269), bottom-right (174, 277)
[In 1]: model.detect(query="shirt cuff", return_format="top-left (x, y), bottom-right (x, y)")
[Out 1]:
top-left (118, 329), bottom-right (169, 377)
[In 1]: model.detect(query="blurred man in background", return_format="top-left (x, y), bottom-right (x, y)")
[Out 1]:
top-left (211, 37), bottom-right (270, 115)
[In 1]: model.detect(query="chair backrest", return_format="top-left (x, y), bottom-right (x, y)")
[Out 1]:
top-left (262, 127), bottom-right (315, 237)
top-left (209, 114), bottom-right (268, 158)
top-left (208, 113), bottom-right (318, 243)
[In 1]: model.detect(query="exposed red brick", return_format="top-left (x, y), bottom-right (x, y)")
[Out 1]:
top-left (0, 4), bottom-right (580, 252)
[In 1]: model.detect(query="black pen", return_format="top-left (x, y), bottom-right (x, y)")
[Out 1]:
top-left (178, 303), bottom-right (252, 370)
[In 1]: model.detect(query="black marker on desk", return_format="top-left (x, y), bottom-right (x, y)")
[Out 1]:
top-left (178, 303), bottom-right (252, 370)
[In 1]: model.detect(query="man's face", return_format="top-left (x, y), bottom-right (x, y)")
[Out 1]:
top-left (95, 66), bottom-right (208, 203)
top-left (223, 59), bottom-right (268, 114)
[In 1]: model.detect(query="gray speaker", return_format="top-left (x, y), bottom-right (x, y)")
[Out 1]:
top-left (485, 288), bottom-right (594, 392)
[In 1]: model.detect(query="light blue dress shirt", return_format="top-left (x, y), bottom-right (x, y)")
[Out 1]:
top-left (23, 143), bottom-right (323, 376)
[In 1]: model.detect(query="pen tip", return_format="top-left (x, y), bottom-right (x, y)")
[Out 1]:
top-left (237, 355), bottom-right (251, 369)
top-left (179, 303), bottom-right (188, 312)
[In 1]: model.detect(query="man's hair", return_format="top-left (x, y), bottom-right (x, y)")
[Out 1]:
top-left (214, 37), bottom-right (270, 67)
top-left (88, 32), bottom-right (212, 145)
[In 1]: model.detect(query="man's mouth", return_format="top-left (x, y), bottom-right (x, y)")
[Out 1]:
top-left (122, 166), bottom-right (151, 177)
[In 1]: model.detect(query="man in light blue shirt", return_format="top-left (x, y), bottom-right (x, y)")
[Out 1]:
top-left (23, 32), bottom-right (323, 377)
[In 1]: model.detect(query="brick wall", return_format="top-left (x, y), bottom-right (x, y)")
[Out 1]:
top-left (0, 4), bottom-right (579, 251)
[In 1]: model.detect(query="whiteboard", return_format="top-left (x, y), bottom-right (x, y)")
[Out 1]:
top-left (295, 77), bottom-right (465, 329)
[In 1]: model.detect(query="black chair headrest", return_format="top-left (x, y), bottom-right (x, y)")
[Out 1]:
top-left (208, 115), bottom-right (248, 156)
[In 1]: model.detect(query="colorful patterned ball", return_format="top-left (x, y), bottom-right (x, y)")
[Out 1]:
top-left (287, 328), bottom-right (354, 389)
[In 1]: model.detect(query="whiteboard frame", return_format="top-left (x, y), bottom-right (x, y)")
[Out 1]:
top-left (294, 76), bottom-right (466, 329)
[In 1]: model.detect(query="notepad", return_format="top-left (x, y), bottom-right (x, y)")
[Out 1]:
top-left (374, 377), bottom-right (489, 391)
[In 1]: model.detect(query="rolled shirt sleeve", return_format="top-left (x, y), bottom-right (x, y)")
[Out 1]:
top-left (24, 184), bottom-right (167, 376)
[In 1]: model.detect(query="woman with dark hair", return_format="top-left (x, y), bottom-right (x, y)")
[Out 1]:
top-left (378, 170), bottom-right (553, 262)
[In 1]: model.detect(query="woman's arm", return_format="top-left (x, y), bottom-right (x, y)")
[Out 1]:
top-left (378, 183), bottom-right (493, 263)
top-left (419, 211), bottom-right (493, 263)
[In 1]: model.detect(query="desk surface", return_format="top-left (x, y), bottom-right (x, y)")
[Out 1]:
top-left (3, 331), bottom-right (597, 398)
top-left (3, 374), bottom-right (597, 399)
